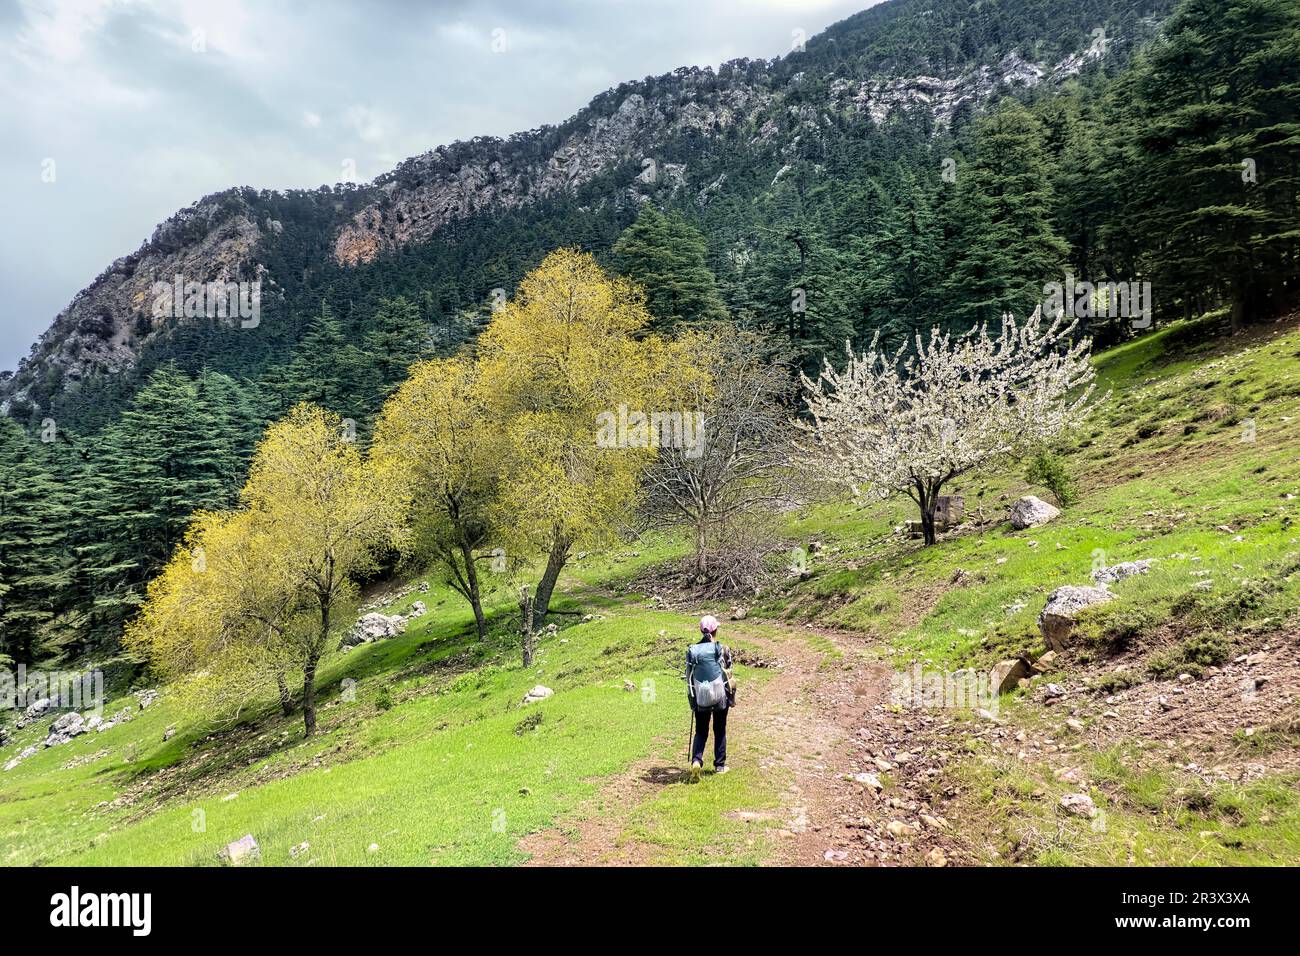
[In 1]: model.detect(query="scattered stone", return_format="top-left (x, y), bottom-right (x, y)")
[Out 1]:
top-left (290, 841), bottom-right (311, 859)
top-left (1009, 495), bottom-right (1061, 530)
top-left (1091, 559), bottom-right (1154, 586)
top-left (1059, 793), bottom-right (1098, 819)
top-left (992, 658), bottom-right (1032, 695)
top-left (522, 685), bottom-right (553, 705)
top-left (218, 834), bottom-right (260, 866)
top-left (1065, 718), bottom-right (1086, 733)
top-left (823, 849), bottom-right (848, 862)
top-left (163, 726), bottom-right (176, 741)
top-left (925, 847), bottom-right (948, 867)
top-left (885, 820), bottom-right (917, 839)
top-left (46, 712), bottom-right (87, 747)
top-left (135, 689), bottom-right (160, 710)
top-left (853, 773), bottom-right (883, 791)
top-left (730, 607), bottom-right (748, 621)
top-left (23, 698), bottom-right (53, 720)
top-left (3, 745), bottom-right (40, 772)
top-left (407, 601), bottom-right (427, 618)
top-left (367, 843), bottom-right (380, 854)
top-left (623, 680), bottom-right (635, 693)
top-left (1044, 683), bottom-right (1066, 699)
top-left (1031, 650), bottom-right (1058, 674)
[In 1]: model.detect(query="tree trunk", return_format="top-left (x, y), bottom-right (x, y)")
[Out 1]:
top-left (694, 522), bottom-right (709, 578)
top-left (460, 540), bottom-right (487, 639)
top-left (915, 481), bottom-right (939, 547)
top-left (276, 673), bottom-right (294, 717)
top-left (301, 657), bottom-right (319, 737)
top-left (303, 600), bottom-right (330, 737)
top-left (531, 536), bottom-right (570, 629)
top-left (520, 585), bottom-right (535, 667)
top-left (920, 503), bottom-right (937, 547)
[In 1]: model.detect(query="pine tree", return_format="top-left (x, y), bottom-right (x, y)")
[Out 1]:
top-left (942, 101), bottom-right (1070, 328)
top-left (612, 205), bottom-right (727, 330)
top-left (1125, 0), bottom-right (1300, 329)
top-left (0, 420), bottom-right (74, 664)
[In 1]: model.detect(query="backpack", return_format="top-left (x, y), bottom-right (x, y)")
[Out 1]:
top-left (688, 641), bottom-right (732, 709)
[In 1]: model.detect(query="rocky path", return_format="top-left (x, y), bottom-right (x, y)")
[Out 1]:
top-left (519, 619), bottom-right (977, 866)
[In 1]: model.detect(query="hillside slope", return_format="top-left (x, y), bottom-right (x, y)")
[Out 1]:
top-left (3, 314), bottom-right (1296, 866)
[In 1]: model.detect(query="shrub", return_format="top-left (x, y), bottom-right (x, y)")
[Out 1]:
top-left (1148, 632), bottom-right (1233, 678)
top-left (375, 687), bottom-right (393, 711)
top-left (1024, 451), bottom-right (1077, 506)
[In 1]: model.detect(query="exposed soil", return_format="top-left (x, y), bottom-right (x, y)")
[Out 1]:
top-left (519, 619), bottom-right (976, 867)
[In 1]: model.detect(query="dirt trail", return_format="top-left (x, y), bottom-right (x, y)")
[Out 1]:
top-left (519, 619), bottom-right (970, 866)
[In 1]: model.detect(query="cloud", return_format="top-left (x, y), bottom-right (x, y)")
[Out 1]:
top-left (0, 0), bottom-right (872, 370)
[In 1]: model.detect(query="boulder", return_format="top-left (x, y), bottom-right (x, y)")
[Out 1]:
top-left (522, 685), bottom-right (553, 705)
top-left (406, 601), bottom-right (427, 618)
top-left (46, 712), bottom-right (87, 747)
top-left (992, 658), bottom-right (1032, 695)
top-left (218, 834), bottom-right (260, 866)
top-left (23, 697), bottom-right (53, 721)
top-left (343, 612), bottom-right (407, 647)
top-left (1091, 559), bottom-right (1153, 586)
top-left (1038, 585), bottom-right (1114, 652)
top-left (1009, 495), bottom-right (1061, 530)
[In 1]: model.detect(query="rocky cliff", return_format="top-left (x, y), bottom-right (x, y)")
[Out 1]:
top-left (2, 0), bottom-right (1171, 415)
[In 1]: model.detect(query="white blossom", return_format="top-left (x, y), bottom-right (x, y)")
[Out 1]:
top-left (797, 309), bottom-right (1103, 543)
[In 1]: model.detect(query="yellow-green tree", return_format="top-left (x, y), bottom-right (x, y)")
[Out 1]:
top-left (127, 405), bottom-right (395, 736)
top-left (372, 357), bottom-right (503, 638)
top-left (476, 248), bottom-right (694, 625)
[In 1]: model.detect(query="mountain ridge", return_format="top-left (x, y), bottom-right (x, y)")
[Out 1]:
top-left (1, 0), bottom-right (1174, 417)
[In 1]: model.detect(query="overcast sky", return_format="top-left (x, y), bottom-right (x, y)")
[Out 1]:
top-left (0, 0), bottom-right (873, 371)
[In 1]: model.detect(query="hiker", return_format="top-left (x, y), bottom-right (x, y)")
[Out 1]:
top-left (686, 614), bottom-right (735, 782)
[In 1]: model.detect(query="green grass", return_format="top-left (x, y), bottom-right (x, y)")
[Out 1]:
top-left (956, 745), bottom-right (1300, 866)
top-left (760, 316), bottom-right (1300, 674)
top-left (0, 573), bottom-right (767, 866)
top-left (5, 314), bottom-right (1298, 867)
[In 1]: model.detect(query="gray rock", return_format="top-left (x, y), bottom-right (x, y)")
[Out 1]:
top-left (46, 711), bottom-right (87, 747)
top-left (992, 658), bottom-right (1032, 695)
top-left (218, 834), bottom-right (260, 866)
top-left (23, 698), bottom-right (53, 720)
top-left (1009, 495), bottom-right (1061, 530)
top-left (522, 685), bottom-right (553, 704)
top-left (1059, 792), bottom-right (1098, 818)
top-left (135, 689), bottom-right (160, 710)
top-left (3, 745), bottom-right (40, 771)
top-left (1038, 585), bottom-right (1115, 651)
top-left (342, 612), bottom-right (407, 647)
top-left (1091, 559), bottom-right (1154, 586)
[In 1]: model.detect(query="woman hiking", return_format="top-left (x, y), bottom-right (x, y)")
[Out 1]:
top-left (686, 614), bottom-right (735, 782)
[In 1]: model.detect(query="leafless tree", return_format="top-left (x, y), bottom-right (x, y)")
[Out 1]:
top-left (641, 327), bottom-right (798, 581)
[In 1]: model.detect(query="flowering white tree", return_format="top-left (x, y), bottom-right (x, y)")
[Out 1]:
top-left (798, 310), bottom-right (1101, 545)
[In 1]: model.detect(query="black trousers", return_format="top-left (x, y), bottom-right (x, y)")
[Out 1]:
top-left (691, 706), bottom-right (728, 768)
